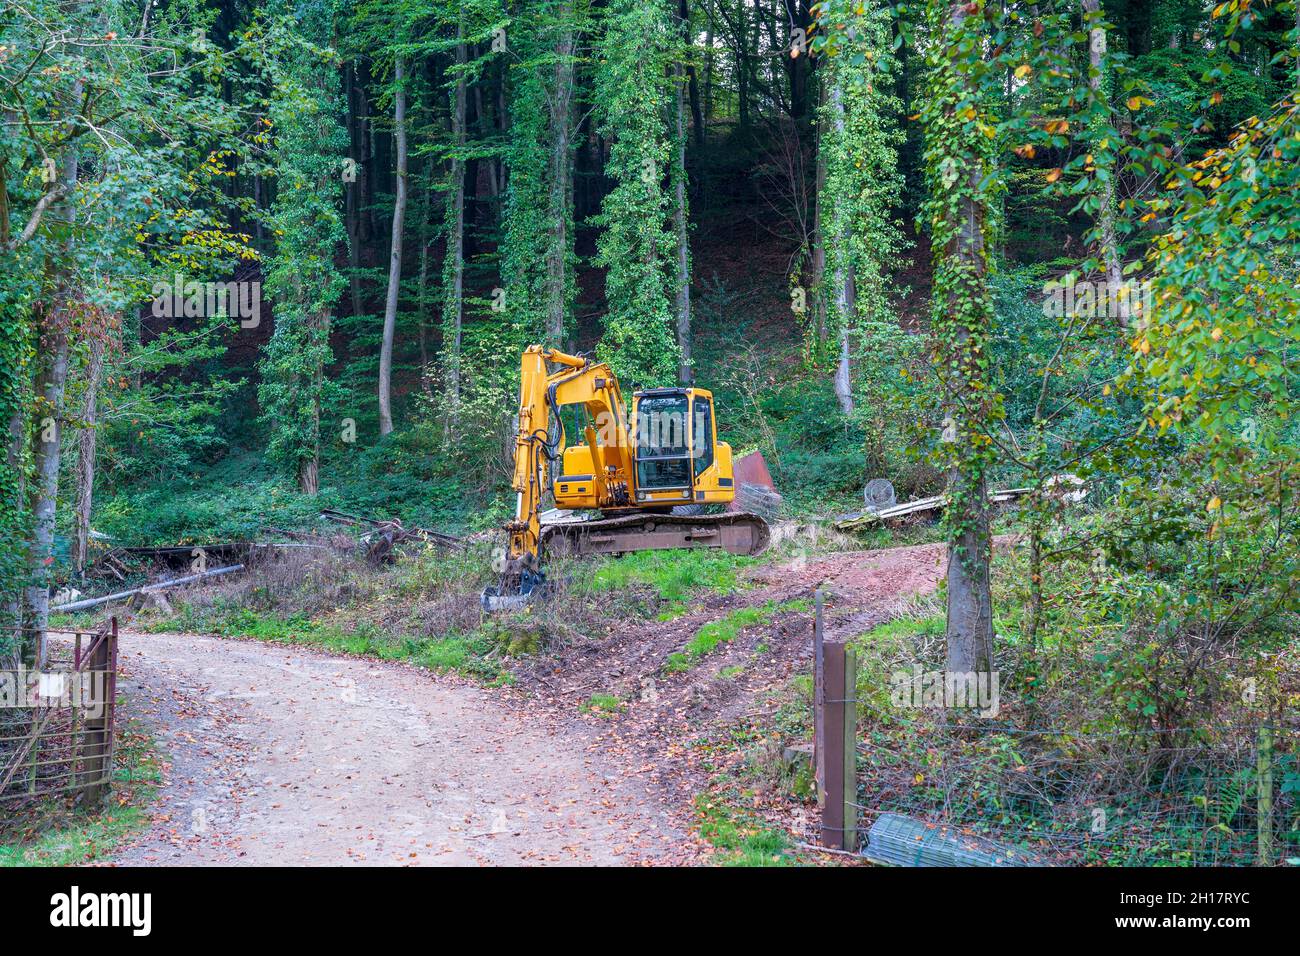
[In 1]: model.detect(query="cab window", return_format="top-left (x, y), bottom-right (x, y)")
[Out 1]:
top-left (692, 397), bottom-right (714, 478)
top-left (637, 393), bottom-right (691, 489)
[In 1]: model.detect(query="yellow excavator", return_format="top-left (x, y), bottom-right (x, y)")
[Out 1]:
top-left (482, 346), bottom-right (771, 610)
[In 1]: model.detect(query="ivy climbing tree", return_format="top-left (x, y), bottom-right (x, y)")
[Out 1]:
top-left (920, 0), bottom-right (1002, 678)
top-left (256, 7), bottom-right (349, 495)
top-left (502, 0), bottom-right (589, 349)
top-left (592, 0), bottom-right (680, 388)
top-left (814, 0), bottom-right (907, 414)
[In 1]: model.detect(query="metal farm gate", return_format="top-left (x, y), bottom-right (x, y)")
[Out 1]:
top-left (0, 618), bottom-right (118, 807)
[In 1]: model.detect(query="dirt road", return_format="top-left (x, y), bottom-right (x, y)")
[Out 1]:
top-left (109, 631), bottom-right (687, 866)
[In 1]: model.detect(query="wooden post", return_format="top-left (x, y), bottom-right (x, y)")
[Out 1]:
top-left (820, 639), bottom-right (845, 848)
top-left (813, 589), bottom-right (825, 805)
top-left (842, 644), bottom-right (857, 853)
top-left (1257, 721), bottom-right (1274, 866)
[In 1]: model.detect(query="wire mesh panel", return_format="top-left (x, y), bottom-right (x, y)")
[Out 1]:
top-left (0, 620), bottom-right (118, 807)
top-left (855, 712), bottom-right (1299, 866)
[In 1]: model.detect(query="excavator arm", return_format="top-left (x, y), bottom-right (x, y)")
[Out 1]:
top-left (495, 346), bottom-right (633, 601)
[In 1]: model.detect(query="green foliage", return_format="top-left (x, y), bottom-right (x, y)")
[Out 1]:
top-left (94, 457), bottom-right (330, 545)
top-left (580, 692), bottom-right (626, 717)
top-left (578, 548), bottom-right (755, 607)
top-left (848, 317), bottom-right (935, 490)
top-left (916, 0), bottom-right (1005, 524)
top-left (591, 0), bottom-right (680, 387)
top-left (0, 278), bottom-right (33, 632)
top-left (501, 68), bottom-right (555, 343)
top-left (813, 0), bottom-right (908, 360)
top-left (254, 10), bottom-right (348, 484)
top-left (500, 1), bottom-right (587, 345)
top-left (154, 603), bottom-right (510, 683)
top-left (692, 792), bottom-right (795, 866)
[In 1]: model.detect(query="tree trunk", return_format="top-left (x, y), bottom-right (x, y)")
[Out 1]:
top-left (444, 29), bottom-right (467, 414)
top-left (356, 66), bottom-right (375, 245)
top-left (811, 107), bottom-right (828, 346)
top-left (378, 56), bottom-right (408, 437)
top-left (674, 1), bottom-right (694, 384)
top-left (828, 79), bottom-right (854, 415)
top-left (299, 452), bottom-right (319, 496)
top-left (417, 166), bottom-right (434, 399)
top-left (681, 0), bottom-right (705, 149)
top-left (300, 308), bottom-right (323, 497)
top-left (71, 328), bottom-right (105, 574)
top-left (24, 132), bottom-right (80, 666)
top-left (938, 1), bottom-right (994, 681)
top-left (345, 66), bottom-right (364, 320)
top-left (546, 15), bottom-right (577, 348)
top-left (783, 0), bottom-right (810, 122)
top-left (1025, 517), bottom-right (1043, 649)
top-left (25, 314), bottom-right (68, 667)
top-left (1081, 0), bottom-right (1127, 327)
top-left (735, 0), bottom-right (750, 130)
top-left (473, 82), bottom-right (501, 203)
top-left (2, 408), bottom-right (22, 635)
top-left (703, 0), bottom-right (714, 122)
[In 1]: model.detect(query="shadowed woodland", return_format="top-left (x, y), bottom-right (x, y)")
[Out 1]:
top-left (2, 0), bottom-right (1299, 864)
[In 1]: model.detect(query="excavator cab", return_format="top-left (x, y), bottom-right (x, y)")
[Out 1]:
top-left (551, 387), bottom-right (734, 512)
top-left (630, 388), bottom-right (734, 508)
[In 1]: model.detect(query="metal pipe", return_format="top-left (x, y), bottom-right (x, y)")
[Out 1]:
top-left (49, 564), bottom-right (245, 613)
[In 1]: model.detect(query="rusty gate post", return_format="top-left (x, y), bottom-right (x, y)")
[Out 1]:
top-left (78, 618), bottom-right (116, 806)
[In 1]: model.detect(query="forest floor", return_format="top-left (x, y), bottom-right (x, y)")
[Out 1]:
top-left (103, 538), bottom-right (970, 866)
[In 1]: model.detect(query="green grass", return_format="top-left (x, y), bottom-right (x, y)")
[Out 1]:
top-left (580, 693), bottom-right (626, 717)
top-left (0, 716), bottom-right (162, 866)
top-left (147, 606), bottom-right (512, 684)
top-left (694, 792), bottom-right (795, 866)
top-left (854, 611), bottom-right (946, 646)
top-left (578, 548), bottom-right (757, 612)
top-left (665, 599), bottom-right (810, 674)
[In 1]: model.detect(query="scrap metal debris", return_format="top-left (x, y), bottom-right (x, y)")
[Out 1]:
top-left (319, 509), bottom-right (463, 564)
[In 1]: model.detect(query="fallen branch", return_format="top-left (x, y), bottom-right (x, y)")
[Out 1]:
top-left (794, 841), bottom-right (865, 859)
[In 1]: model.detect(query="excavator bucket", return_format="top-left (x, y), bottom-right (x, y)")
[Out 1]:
top-left (480, 588), bottom-right (532, 613)
top-left (481, 565), bottom-right (547, 613)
